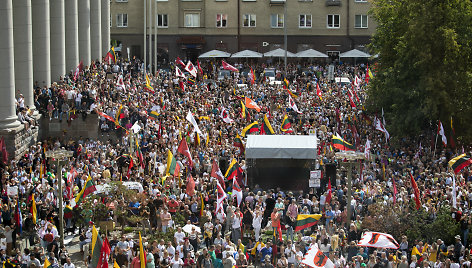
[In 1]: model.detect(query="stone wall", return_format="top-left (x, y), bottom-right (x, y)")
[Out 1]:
top-left (39, 113), bottom-right (100, 141)
top-left (0, 124), bottom-right (39, 160)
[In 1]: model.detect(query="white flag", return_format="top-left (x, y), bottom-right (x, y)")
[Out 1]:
top-left (216, 180), bottom-right (227, 213)
top-left (288, 95), bottom-right (302, 114)
top-left (220, 108), bottom-right (234, 124)
top-left (131, 122), bottom-right (141, 134)
top-left (185, 61), bottom-right (197, 78)
top-left (232, 178), bottom-right (243, 206)
top-left (375, 117), bottom-right (390, 141)
top-left (357, 232), bottom-right (399, 249)
top-left (438, 120), bottom-right (447, 147)
top-left (186, 111), bottom-right (205, 138)
top-left (452, 174), bottom-right (457, 208)
top-left (301, 245), bottom-right (335, 268)
top-left (364, 139), bottom-right (371, 160)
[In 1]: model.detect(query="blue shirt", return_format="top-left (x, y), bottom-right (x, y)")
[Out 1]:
top-left (261, 247), bottom-right (273, 262)
top-left (325, 210), bottom-right (334, 226)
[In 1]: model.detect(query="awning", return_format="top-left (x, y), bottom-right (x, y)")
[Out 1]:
top-left (295, 49), bottom-right (329, 58)
top-left (263, 48), bottom-right (295, 57)
top-left (231, 49), bottom-right (263, 58)
top-left (246, 135), bottom-right (317, 159)
top-left (198, 49), bottom-right (231, 58)
top-left (177, 36), bottom-right (206, 44)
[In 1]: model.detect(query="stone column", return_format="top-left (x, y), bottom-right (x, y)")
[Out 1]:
top-left (101, 0), bottom-right (110, 55)
top-left (90, 0), bottom-right (102, 61)
top-left (13, 0), bottom-right (35, 111)
top-left (65, 0), bottom-right (79, 73)
top-left (32, 0), bottom-right (51, 88)
top-left (0, 0), bottom-right (21, 129)
top-left (50, 0), bottom-right (66, 81)
top-left (78, 0), bottom-right (91, 66)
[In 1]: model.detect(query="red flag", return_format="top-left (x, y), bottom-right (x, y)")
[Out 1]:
top-left (97, 237), bottom-right (111, 268)
top-left (176, 57), bottom-right (186, 68)
top-left (126, 157), bottom-right (134, 178)
top-left (197, 60), bottom-right (203, 76)
top-left (316, 83), bottom-right (323, 101)
top-left (277, 222), bottom-right (283, 242)
top-left (177, 138), bottom-right (193, 167)
top-left (326, 177), bottom-right (332, 205)
top-left (0, 137), bottom-right (8, 165)
top-left (392, 178), bottom-right (397, 205)
top-left (73, 61), bottom-right (83, 81)
top-left (352, 84), bottom-right (360, 102)
top-left (409, 173), bottom-right (421, 210)
top-left (365, 64), bottom-right (370, 84)
top-left (179, 80), bottom-right (185, 91)
top-left (348, 91), bottom-right (357, 108)
top-left (222, 60), bottom-right (238, 72)
top-left (186, 174), bottom-right (195, 196)
top-left (211, 160), bottom-right (226, 189)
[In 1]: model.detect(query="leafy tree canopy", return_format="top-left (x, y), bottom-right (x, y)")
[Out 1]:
top-left (367, 0), bottom-right (472, 141)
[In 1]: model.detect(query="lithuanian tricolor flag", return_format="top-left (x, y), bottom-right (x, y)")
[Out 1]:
top-left (294, 214), bottom-right (322, 231)
top-left (331, 134), bottom-right (356, 151)
top-left (91, 225), bottom-right (103, 268)
top-left (105, 46), bottom-right (117, 63)
top-left (145, 73), bottom-right (154, 91)
top-left (64, 205), bottom-right (73, 219)
top-left (225, 159), bottom-right (241, 181)
top-left (74, 175), bottom-right (96, 206)
top-left (280, 114), bottom-right (292, 133)
top-left (449, 154), bottom-right (472, 174)
top-left (261, 114), bottom-right (275, 135)
top-left (283, 78), bottom-right (289, 89)
top-left (166, 150), bottom-right (180, 176)
top-left (148, 110), bottom-right (159, 120)
top-left (241, 121), bottom-right (260, 137)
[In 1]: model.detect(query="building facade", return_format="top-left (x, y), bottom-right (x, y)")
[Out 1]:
top-left (111, 0), bottom-right (375, 62)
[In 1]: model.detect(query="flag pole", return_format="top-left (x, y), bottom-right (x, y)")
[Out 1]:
top-left (433, 130), bottom-right (438, 159)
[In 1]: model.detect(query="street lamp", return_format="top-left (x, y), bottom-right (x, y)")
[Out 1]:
top-left (334, 151), bottom-right (364, 228)
top-left (45, 148), bottom-right (74, 247)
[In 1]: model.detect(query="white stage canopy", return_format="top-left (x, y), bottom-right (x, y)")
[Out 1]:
top-left (246, 135), bottom-right (317, 159)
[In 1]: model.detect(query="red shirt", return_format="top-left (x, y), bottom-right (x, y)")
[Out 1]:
top-left (168, 200), bottom-right (179, 213)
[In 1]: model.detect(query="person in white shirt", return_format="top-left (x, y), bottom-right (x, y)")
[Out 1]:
top-left (166, 241), bottom-right (175, 258)
top-left (170, 254), bottom-right (183, 268)
top-left (174, 227), bottom-right (185, 245)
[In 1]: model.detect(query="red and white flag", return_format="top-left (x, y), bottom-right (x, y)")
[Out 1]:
top-left (438, 120), bottom-right (447, 147)
top-left (232, 178), bottom-right (243, 206)
top-left (325, 178), bottom-right (332, 205)
top-left (211, 160), bottom-right (226, 189)
top-left (374, 117), bottom-right (390, 141)
top-left (354, 75), bottom-right (361, 88)
top-left (410, 173), bottom-right (421, 210)
top-left (117, 74), bottom-right (126, 91)
top-left (185, 61), bottom-right (197, 77)
top-left (301, 245), bottom-right (335, 268)
top-left (73, 61), bottom-right (83, 81)
top-left (186, 174), bottom-right (195, 196)
top-left (222, 60), bottom-right (239, 72)
top-left (316, 83), bottom-right (323, 101)
top-left (177, 138), bottom-right (193, 168)
top-left (176, 57), bottom-right (186, 68)
top-left (216, 180), bottom-right (227, 213)
top-left (364, 139), bottom-right (371, 160)
top-left (288, 95), bottom-right (302, 114)
top-left (197, 60), bottom-right (203, 76)
top-left (175, 66), bottom-right (185, 78)
top-left (357, 232), bottom-right (399, 249)
top-left (220, 108), bottom-right (234, 124)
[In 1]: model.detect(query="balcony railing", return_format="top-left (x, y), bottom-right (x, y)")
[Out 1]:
top-left (270, 0), bottom-right (286, 6)
top-left (326, 0), bottom-right (341, 6)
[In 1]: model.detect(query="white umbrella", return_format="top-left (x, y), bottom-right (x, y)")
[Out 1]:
top-left (295, 49), bottom-right (329, 58)
top-left (339, 49), bottom-right (371, 58)
top-left (230, 49), bottom-right (263, 58)
top-left (263, 48), bottom-right (295, 58)
top-left (182, 224), bottom-right (201, 234)
top-left (198, 49), bottom-right (231, 58)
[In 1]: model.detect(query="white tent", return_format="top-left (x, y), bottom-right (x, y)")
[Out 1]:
top-left (295, 49), bottom-right (329, 58)
top-left (263, 48), bottom-right (295, 58)
top-left (246, 135), bottom-right (317, 159)
top-left (231, 49), bottom-right (263, 58)
top-left (339, 49), bottom-right (371, 58)
top-left (198, 49), bottom-right (231, 58)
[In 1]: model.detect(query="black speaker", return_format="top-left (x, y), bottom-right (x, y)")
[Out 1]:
top-left (324, 163), bottom-right (337, 191)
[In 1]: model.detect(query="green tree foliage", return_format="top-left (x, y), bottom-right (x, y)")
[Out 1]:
top-left (367, 0), bottom-right (472, 139)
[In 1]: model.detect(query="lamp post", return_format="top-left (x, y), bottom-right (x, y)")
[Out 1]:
top-left (45, 148), bottom-right (73, 247)
top-left (334, 151), bottom-right (364, 228)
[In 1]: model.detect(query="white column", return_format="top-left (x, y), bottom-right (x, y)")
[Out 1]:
top-left (90, 0), bottom-right (102, 61)
top-left (78, 0), bottom-right (91, 65)
top-left (50, 0), bottom-right (66, 81)
top-left (65, 0), bottom-right (79, 73)
top-left (13, 0), bottom-right (35, 111)
top-left (101, 0), bottom-right (110, 55)
top-left (0, 0), bottom-right (21, 129)
top-left (32, 0), bottom-right (51, 87)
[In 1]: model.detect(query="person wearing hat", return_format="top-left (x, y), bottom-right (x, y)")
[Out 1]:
top-left (454, 235), bottom-right (463, 262)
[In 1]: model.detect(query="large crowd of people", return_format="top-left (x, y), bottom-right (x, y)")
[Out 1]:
top-left (0, 56), bottom-right (470, 268)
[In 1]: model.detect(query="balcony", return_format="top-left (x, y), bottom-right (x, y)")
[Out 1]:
top-left (270, 0), bottom-right (286, 6)
top-left (326, 0), bottom-right (341, 6)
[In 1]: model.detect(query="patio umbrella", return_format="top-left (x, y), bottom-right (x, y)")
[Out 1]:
top-left (295, 49), bottom-right (329, 58)
top-left (263, 48), bottom-right (295, 58)
top-left (339, 49), bottom-right (371, 58)
top-left (182, 224), bottom-right (201, 234)
top-left (198, 49), bottom-right (231, 58)
top-left (230, 50), bottom-right (263, 58)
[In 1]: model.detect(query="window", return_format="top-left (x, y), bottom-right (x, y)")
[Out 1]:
top-left (116, 14), bottom-right (128, 27)
top-left (270, 14), bottom-right (284, 28)
top-left (157, 14), bottom-right (168, 28)
top-left (299, 14), bottom-right (312, 28)
top-left (355, 15), bottom-right (368, 28)
top-left (184, 13), bottom-right (200, 27)
top-left (216, 14), bottom-right (227, 28)
top-left (327, 14), bottom-right (340, 28)
top-left (243, 14), bottom-right (256, 27)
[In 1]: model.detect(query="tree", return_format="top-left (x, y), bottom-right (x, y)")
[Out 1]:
top-left (367, 0), bottom-right (472, 140)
